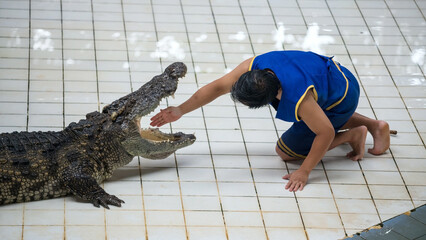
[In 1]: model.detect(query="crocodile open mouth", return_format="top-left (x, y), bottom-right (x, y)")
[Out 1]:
top-left (134, 104), bottom-right (195, 146)
top-left (138, 128), bottom-right (195, 144)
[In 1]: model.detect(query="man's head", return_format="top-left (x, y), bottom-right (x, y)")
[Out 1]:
top-left (231, 69), bottom-right (281, 109)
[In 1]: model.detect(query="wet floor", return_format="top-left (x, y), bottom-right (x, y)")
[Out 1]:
top-left (0, 0), bottom-right (425, 239)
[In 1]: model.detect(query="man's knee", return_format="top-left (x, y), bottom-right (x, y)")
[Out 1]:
top-left (275, 145), bottom-right (299, 161)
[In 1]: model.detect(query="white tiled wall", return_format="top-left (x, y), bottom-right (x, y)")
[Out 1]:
top-left (0, 0), bottom-right (425, 239)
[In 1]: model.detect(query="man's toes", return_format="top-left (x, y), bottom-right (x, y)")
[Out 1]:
top-left (347, 151), bottom-right (362, 161)
top-left (346, 151), bottom-right (355, 159)
top-left (350, 152), bottom-right (363, 161)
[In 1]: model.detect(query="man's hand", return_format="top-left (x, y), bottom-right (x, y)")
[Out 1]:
top-left (150, 106), bottom-right (182, 127)
top-left (283, 169), bottom-right (309, 192)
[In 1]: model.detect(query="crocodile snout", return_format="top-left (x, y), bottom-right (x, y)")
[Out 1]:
top-left (166, 62), bottom-right (187, 78)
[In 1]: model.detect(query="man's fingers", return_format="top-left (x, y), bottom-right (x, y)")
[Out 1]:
top-left (150, 116), bottom-right (162, 125)
top-left (288, 182), bottom-right (297, 192)
top-left (150, 108), bottom-right (169, 121)
top-left (289, 181), bottom-right (305, 192)
top-left (150, 111), bottom-right (169, 127)
top-left (150, 118), bottom-right (161, 127)
top-left (294, 183), bottom-right (302, 192)
top-left (156, 118), bottom-right (166, 127)
top-left (285, 181), bottom-right (291, 190)
top-left (283, 174), bottom-right (292, 190)
top-left (150, 112), bottom-right (162, 121)
top-left (151, 120), bottom-right (165, 127)
top-left (291, 183), bottom-right (298, 192)
top-left (283, 170), bottom-right (308, 192)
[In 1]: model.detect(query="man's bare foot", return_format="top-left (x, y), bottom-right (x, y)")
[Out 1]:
top-left (368, 120), bottom-right (390, 155)
top-left (346, 126), bottom-right (368, 161)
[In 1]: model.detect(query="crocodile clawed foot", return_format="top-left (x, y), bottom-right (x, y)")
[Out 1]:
top-left (91, 193), bottom-right (125, 209)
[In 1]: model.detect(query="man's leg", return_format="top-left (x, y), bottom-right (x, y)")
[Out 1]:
top-left (340, 112), bottom-right (390, 155)
top-left (276, 125), bottom-right (368, 161)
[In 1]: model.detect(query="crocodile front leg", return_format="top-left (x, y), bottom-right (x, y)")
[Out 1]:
top-left (60, 161), bottom-right (124, 209)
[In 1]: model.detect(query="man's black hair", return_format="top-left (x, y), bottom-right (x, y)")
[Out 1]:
top-left (231, 69), bottom-right (281, 109)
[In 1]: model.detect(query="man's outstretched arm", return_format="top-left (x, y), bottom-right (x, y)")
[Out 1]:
top-left (150, 58), bottom-right (253, 127)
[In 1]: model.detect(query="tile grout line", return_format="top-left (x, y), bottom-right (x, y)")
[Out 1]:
top-left (60, 0), bottom-right (65, 130)
top-left (138, 157), bottom-right (149, 239)
top-left (414, 0), bottom-right (426, 20)
top-left (324, 0), bottom-right (386, 231)
top-left (319, 161), bottom-right (347, 236)
top-left (119, 0), bottom-right (134, 93)
top-left (89, 0), bottom-right (101, 113)
top-left (25, 1), bottom-right (31, 132)
top-left (22, 0), bottom-right (32, 238)
top-left (383, 0), bottom-right (425, 149)
top-left (172, 144), bottom-right (190, 239)
top-left (119, 0), bottom-right (149, 238)
top-left (352, 0), bottom-right (417, 211)
top-left (60, 0), bottom-right (67, 237)
top-left (382, 0), bottom-right (424, 207)
top-left (88, 1), bottom-right (107, 239)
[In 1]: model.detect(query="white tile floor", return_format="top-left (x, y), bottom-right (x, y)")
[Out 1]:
top-left (0, 0), bottom-right (425, 239)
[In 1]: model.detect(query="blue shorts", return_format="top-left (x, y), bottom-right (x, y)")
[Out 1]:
top-left (276, 64), bottom-right (360, 158)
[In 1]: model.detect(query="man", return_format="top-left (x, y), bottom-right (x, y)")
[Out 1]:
top-left (150, 50), bottom-right (391, 192)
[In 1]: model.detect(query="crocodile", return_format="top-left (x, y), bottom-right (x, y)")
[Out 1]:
top-left (0, 62), bottom-right (195, 209)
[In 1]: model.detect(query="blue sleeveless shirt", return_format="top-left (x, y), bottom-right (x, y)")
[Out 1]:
top-left (249, 51), bottom-right (348, 122)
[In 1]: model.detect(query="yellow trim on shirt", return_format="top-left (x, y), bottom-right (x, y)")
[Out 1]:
top-left (295, 85), bottom-right (315, 122)
top-left (325, 60), bottom-right (349, 111)
top-left (277, 138), bottom-right (307, 159)
top-left (248, 56), bottom-right (256, 71)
